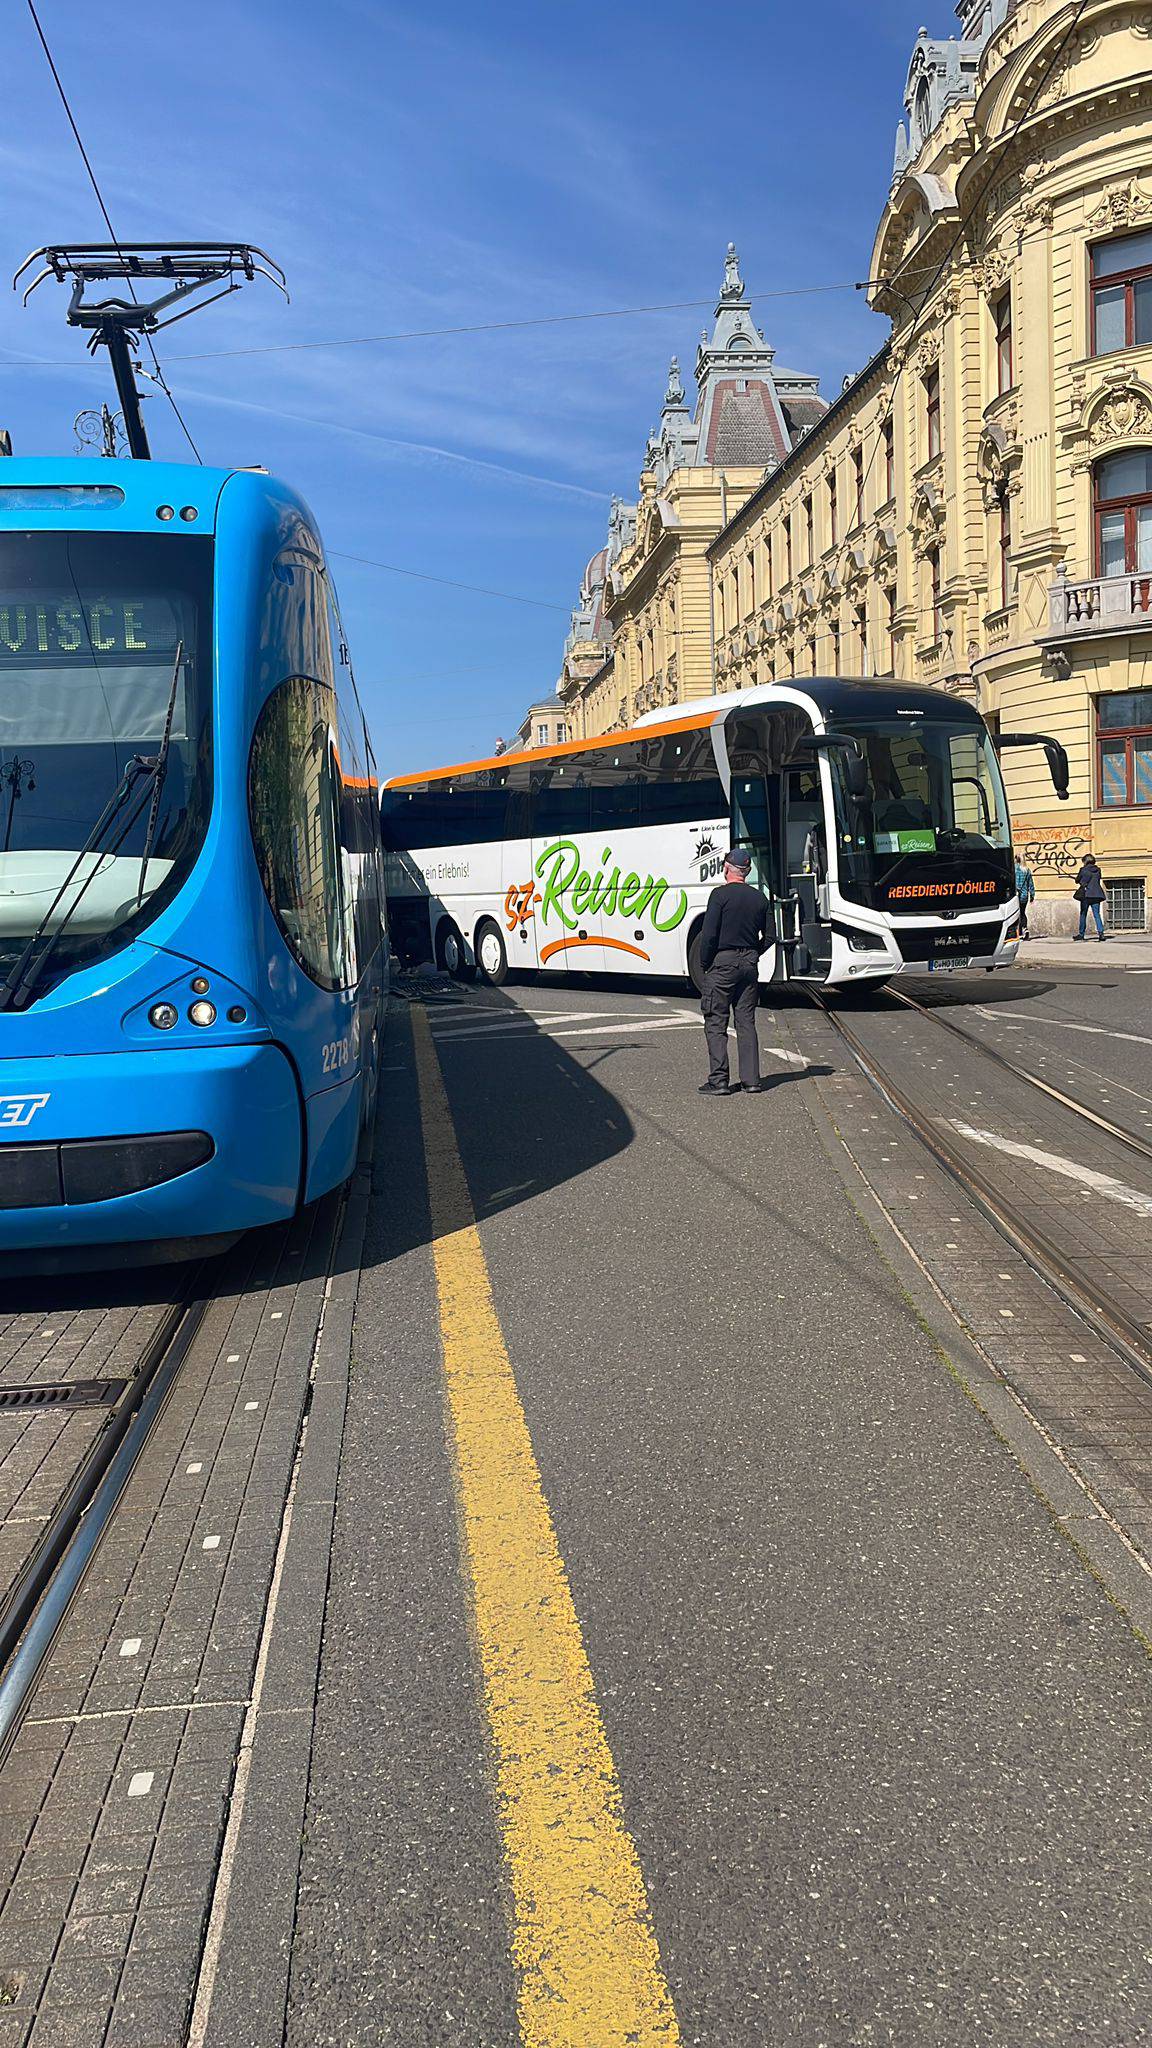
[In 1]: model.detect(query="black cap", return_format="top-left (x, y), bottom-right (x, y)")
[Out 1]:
top-left (724, 847), bottom-right (752, 872)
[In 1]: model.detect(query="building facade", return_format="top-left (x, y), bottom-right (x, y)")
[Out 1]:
top-left (550, 0), bottom-right (1152, 932)
top-left (555, 245), bottom-right (826, 739)
top-left (514, 693), bottom-right (572, 751)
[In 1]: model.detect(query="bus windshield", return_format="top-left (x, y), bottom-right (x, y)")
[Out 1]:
top-left (829, 713), bottom-right (1012, 910)
top-left (0, 531), bottom-right (212, 988)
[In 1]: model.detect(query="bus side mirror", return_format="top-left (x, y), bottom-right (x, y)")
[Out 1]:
top-left (995, 732), bottom-right (1070, 801)
top-left (808, 732), bottom-right (868, 801)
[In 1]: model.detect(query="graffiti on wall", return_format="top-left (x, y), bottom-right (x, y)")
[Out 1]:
top-left (1013, 821), bottom-right (1090, 878)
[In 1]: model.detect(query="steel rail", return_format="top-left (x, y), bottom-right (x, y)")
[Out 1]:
top-left (806, 992), bottom-right (1152, 1393)
top-left (0, 1279), bottom-right (209, 1765)
top-left (883, 984), bottom-right (1152, 1168)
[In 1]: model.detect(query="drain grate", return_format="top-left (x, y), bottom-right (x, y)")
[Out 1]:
top-left (0, 1379), bottom-right (126, 1413)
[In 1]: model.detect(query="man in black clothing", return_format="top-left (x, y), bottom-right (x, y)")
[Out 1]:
top-left (697, 848), bottom-right (771, 1095)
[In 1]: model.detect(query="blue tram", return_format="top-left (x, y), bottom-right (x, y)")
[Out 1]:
top-left (0, 458), bottom-right (386, 1260)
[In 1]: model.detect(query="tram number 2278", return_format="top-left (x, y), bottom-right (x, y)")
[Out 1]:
top-left (321, 1036), bottom-right (354, 1075)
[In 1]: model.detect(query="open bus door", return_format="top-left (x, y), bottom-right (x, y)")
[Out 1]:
top-left (783, 762), bottom-right (832, 982)
top-left (729, 772), bottom-right (782, 982)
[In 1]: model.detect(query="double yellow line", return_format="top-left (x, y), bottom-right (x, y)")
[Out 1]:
top-left (411, 1007), bottom-right (681, 2047)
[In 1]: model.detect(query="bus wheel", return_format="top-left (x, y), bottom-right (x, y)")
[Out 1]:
top-left (475, 919), bottom-right (508, 986)
top-left (437, 920), bottom-right (475, 981)
top-left (687, 928), bottom-right (706, 995)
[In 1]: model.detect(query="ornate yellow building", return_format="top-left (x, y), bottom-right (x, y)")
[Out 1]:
top-left (561, 0), bottom-right (1152, 933)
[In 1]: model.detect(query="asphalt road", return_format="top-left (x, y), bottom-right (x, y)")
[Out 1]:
top-left (901, 961), bottom-right (1152, 1145)
top-left (286, 971), bottom-right (1152, 2048)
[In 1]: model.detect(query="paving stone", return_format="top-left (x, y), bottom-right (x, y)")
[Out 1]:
top-left (0, 1203), bottom-right (340, 2042)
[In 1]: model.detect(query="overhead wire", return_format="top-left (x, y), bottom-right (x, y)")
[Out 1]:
top-left (327, 550), bottom-right (568, 612)
top-left (160, 277), bottom-right (936, 363)
top-left (25, 0), bottom-right (203, 462)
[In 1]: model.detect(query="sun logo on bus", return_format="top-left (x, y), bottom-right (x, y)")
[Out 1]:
top-left (694, 833), bottom-right (717, 864)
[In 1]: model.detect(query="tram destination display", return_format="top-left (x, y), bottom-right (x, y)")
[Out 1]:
top-left (0, 594), bottom-right (181, 660)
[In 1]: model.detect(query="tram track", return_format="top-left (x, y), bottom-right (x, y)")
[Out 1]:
top-left (883, 983), bottom-right (1152, 1167)
top-left (806, 988), bottom-right (1152, 1394)
top-left (0, 1274), bottom-right (210, 1766)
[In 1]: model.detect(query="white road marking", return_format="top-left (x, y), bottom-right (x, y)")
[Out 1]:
top-left (975, 1006), bottom-right (1152, 1049)
top-left (948, 1120), bottom-right (1152, 1219)
top-left (434, 1016), bottom-right (698, 1045)
top-left (119, 1638), bottom-right (141, 1659)
top-left (127, 1771), bottom-right (154, 1798)
top-left (431, 1008), bottom-right (652, 1032)
top-left (432, 1015), bottom-right (811, 1061)
top-left (202, 1535), bottom-right (221, 1551)
top-left (226, 1355), bottom-right (240, 1364)
top-left (244, 1401), bottom-right (259, 1412)
top-left (270, 1312), bottom-right (283, 1321)
top-left (186, 1462), bottom-right (203, 1475)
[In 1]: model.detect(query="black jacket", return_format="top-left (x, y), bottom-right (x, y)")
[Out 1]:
top-left (1075, 859), bottom-right (1106, 904)
top-left (699, 880), bottom-right (770, 971)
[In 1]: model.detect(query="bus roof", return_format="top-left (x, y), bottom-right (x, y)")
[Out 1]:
top-left (383, 677), bottom-right (988, 791)
top-left (384, 706), bottom-right (716, 790)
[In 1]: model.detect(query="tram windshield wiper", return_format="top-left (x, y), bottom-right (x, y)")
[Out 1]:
top-left (0, 753), bottom-right (158, 1013)
top-left (136, 641), bottom-right (184, 908)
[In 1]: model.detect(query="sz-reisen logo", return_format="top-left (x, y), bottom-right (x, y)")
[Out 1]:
top-left (0, 1093), bottom-right (51, 1129)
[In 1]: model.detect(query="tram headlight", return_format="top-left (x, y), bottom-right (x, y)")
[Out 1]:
top-left (149, 1002), bottom-right (179, 1031)
top-left (188, 999), bottom-right (217, 1028)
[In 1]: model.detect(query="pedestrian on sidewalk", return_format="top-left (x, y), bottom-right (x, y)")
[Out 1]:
top-left (1073, 854), bottom-right (1109, 941)
top-left (698, 848), bottom-right (770, 1095)
top-left (1015, 856), bottom-right (1035, 940)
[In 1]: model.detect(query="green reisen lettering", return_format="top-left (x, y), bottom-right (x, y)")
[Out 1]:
top-left (534, 839), bottom-right (579, 929)
top-left (571, 870), bottom-right (594, 916)
top-left (632, 877), bottom-right (689, 932)
top-left (618, 872), bottom-right (642, 917)
top-left (535, 838), bottom-right (687, 933)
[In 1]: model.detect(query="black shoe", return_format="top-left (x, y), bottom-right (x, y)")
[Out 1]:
top-left (740, 1081), bottom-right (766, 1093)
top-left (698, 1079), bottom-right (735, 1095)
top-left (1072, 934), bottom-right (1084, 941)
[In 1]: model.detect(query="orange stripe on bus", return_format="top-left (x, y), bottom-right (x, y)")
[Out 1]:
top-left (539, 936), bottom-right (651, 964)
top-left (384, 708), bottom-right (714, 790)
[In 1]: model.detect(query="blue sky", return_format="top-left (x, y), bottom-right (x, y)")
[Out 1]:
top-left (3, 0), bottom-right (947, 774)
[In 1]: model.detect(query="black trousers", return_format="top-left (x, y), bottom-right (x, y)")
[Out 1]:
top-left (702, 948), bottom-right (760, 1087)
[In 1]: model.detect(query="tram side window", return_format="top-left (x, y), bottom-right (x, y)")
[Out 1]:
top-left (260, 543), bottom-right (335, 694)
top-left (249, 675), bottom-right (356, 988)
top-left (336, 702), bottom-right (381, 968)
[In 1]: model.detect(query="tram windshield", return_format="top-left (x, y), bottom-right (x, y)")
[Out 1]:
top-left (828, 712), bottom-right (1012, 911)
top-left (0, 531), bottom-right (212, 986)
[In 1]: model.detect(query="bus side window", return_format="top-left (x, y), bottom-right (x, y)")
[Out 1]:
top-left (532, 774), bottom-right (590, 840)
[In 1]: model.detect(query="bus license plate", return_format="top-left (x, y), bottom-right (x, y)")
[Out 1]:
top-left (927, 957), bottom-right (968, 972)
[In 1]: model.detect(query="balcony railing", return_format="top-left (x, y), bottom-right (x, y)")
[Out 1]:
top-left (1046, 569), bottom-right (1152, 638)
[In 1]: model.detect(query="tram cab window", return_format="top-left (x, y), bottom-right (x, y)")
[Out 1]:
top-left (0, 530), bottom-right (213, 987)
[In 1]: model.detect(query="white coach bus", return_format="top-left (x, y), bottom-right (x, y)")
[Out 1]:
top-left (380, 680), bottom-right (1068, 992)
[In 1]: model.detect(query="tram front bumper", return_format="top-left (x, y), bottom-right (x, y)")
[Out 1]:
top-left (0, 1042), bottom-right (301, 1250)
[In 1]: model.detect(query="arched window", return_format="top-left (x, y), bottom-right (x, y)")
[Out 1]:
top-left (1094, 449), bottom-right (1152, 578)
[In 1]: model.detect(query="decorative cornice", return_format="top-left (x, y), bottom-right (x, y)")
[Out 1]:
top-left (1085, 172), bottom-right (1152, 233)
top-left (1087, 380), bottom-right (1152, 447)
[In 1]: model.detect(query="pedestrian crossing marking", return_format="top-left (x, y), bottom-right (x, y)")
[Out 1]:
top-left (411, 1004), bottom-right (681, 2048)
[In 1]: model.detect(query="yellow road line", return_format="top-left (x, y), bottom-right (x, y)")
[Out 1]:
top-left (410, 1004), bottom-right (681, 2048)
